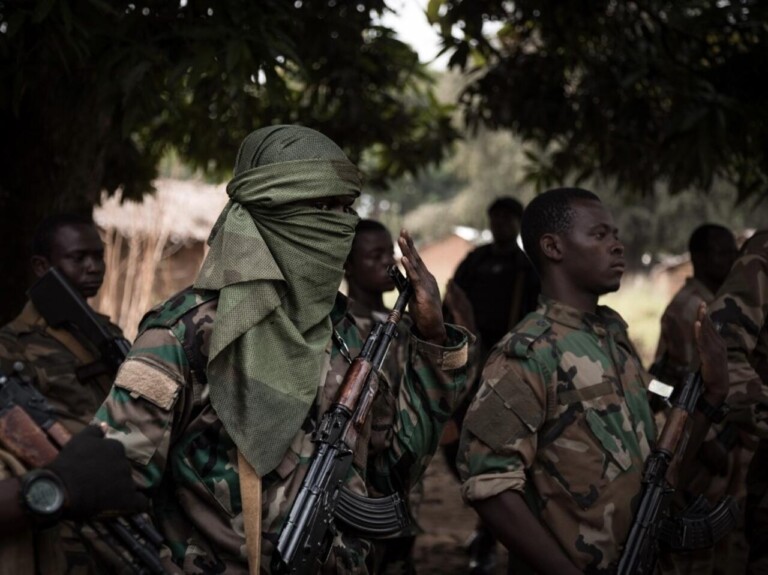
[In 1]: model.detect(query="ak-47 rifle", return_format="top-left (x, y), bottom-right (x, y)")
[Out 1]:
top-left (617, 367), bottom-right (738, 575)
top-left (0, 367), bottom-right (167, 575)
top-left (28, 267), bottom-right (130, 380)
top-left (272, 266), bottom-right (414, 575)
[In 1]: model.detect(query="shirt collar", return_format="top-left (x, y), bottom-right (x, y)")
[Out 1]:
top-left (537, 296), bottom-right (627, 338)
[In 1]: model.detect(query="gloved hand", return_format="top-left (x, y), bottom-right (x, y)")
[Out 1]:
top-left (47, 425), bottom-right (149, 521)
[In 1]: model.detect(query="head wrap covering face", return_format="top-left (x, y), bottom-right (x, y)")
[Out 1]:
top-left (195, 125), bottom-right (361, 476)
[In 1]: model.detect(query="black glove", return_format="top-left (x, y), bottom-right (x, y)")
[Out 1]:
top-left (47, 425), bottom-right (149, 521)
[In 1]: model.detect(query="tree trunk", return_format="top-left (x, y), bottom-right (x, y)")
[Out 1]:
top-left (0, 62), bottom-right (113, 324)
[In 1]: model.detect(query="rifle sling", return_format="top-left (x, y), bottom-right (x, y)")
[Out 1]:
top-left (238, 450), bottom-right (262, 575)
top-left (19, 300), bottom-right (97, 368)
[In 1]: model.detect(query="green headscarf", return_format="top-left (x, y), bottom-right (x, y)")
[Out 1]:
top-left (195, 126), bottom-right (361, 476)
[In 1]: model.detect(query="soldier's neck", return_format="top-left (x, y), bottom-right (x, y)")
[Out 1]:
top-left (347, 285), bottom-right (387, 314)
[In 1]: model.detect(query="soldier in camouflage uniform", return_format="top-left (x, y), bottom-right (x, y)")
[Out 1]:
top-left (652, 225), bottom-right (739, 575)
top-left (0, 214), bottom-right (129, 575)
top-left (457, 187), bottom-right (729, 574)
top-left (95, 126), bottom-right (470, 574)
top-left (708, 230), bottom-right (768, 575)
top-left (344, 219), bottom-right (423, 575)
top-left (0, 214), bottom-right (125, 434)
top-left (653, 224), bottom-right (737, 388)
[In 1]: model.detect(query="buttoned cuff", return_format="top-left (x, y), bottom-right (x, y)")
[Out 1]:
top-left (410, 324), bottom-right (472, 371)
top-left (461, 471), bottom-right (526, 503)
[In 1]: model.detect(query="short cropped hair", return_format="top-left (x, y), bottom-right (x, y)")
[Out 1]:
top-left (521, 187), bottom-right (601, 271)
top-left (688, 224), bottom-right (732, 255)
top-left (32, 213), bottom-right (95, 258)
top-left (349, 219), bottom-right (390, 258)
top-left (487, 196), bottom-right (524, 218)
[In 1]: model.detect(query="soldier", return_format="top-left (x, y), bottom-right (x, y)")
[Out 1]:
top-left (0, 214), bottom-right (129, 573)
top-left (708, 230), bottom-right (768, 575)
top-left (447, 196), bottom-right (539, 360)
top-left (652, 223), bottom-right (738, 387)
top-left (443, 197), bottom-right (540, 574)
top-left (0, 214), bottom-right (125, 434)
top-left (651, 224), bottom-right (738, 575)
top-left (457, 187), bottom-right (729, 574)
top-left (95, 125), bottom-right (470, 573)
top-left (344, 219), bottom-right (421, 575)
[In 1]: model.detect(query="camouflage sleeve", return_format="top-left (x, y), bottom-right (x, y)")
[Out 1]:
top-left (652, 298), bottom-right (703, 388)
top-left (456, 348), bottom-right (547, 503)
top-left (0, 330), bottom-right (22, 375)
top-left (367, 324), bottom-right (469, 493)
top-left (710, 236), bottom-right (768, 437)
top-left (93, 327), bottom-right (187, 491)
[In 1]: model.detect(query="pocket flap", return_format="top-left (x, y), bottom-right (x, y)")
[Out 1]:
top-left (584, 409), bottom-right (632, 471)
top-left (465, 370), bottom-right (543, 452)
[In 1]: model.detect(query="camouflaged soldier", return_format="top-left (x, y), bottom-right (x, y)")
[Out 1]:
top-left (650, 224), bottom-right (739, 575)
top-left (652, 224), bottom-right (737, 388)
top-left (0, 214), bottom-right (125, 434)
top-left (457, 187), bottom-right (729, 575)
top-left (0, 214), bottom-right (128, 575)
top-left (344, 219), bottom-right (422, 575)
top-left (95, 126), bottom-right (470, 574)
top-left (708, 230), bottom-right (768, 575)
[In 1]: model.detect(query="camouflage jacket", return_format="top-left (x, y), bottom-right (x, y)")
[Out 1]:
top-left (653, 277), bottom-right (714, 388)
top-left (457, 297), bottom-right (656, 574)
top-left (95, 288), bottom-right (469, 574)
top-left (0, 300), bottom-right (125, 434)
top-left (346, 300), bottom-right (423, 535)
top-left (710, 230), bottom-right (768, 438)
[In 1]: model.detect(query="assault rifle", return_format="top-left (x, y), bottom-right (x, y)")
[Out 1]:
top-left (617, 368), bottom-right (738, 575)
top-left (28, 267), bottom-right (130, 380)
top-left (272, 266), bottom-right (414, 575)
top-left (0, 368), bottom-right (167, 575)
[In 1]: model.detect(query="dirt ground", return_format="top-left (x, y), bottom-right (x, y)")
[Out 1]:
top-left (412, 452), bottom-right (509, 574)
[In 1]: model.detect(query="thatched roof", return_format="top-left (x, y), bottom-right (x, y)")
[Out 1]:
top-left (94, 178), bottom-right (228, 242)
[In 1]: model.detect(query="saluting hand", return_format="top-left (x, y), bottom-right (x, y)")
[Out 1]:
top-left (398, 230), bottom-right (447, 346)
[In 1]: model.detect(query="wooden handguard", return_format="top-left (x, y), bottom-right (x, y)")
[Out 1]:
top-left (0, 405), bottom-right (59, 467)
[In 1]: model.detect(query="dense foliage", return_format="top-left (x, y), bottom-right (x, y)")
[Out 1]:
top-left (429, 0), bottom-right (768, 201)
top-left (0, 0), bottom-right (456, 321)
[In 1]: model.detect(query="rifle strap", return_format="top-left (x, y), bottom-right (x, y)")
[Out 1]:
top-left (19, 301), bottom-right (96, 367)
top-left (238, 450), bottom-right (262, 575)
top-left (45, 325), bottom-right (93, 364)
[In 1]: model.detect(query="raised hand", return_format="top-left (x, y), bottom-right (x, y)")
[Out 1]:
top-left (398, 230), bottom-right (447, 345)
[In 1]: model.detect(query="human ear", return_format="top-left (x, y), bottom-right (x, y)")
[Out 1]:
top-left (539, 233), bottom-right (563, 263)
top-left (31, 255), bottom-right (51, 278)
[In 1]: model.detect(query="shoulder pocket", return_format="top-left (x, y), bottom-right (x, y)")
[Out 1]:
top-left (464, 369), bottom-right (543, 452)
top-left (114, 358), bottom-right (182, 410)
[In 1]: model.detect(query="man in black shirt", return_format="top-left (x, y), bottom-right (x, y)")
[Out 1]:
top-left (450, 197), bottom-right (539, 359)
top-left (443, 196), bottom-right (539, 575)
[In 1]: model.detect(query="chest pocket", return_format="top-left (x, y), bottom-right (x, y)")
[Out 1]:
top-left (540, 380), bottom-right (633, 509)
top-left (174, 415), bottom-right (242, 518)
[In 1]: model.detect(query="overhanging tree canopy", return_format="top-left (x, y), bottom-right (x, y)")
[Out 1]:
top-left (0, 0), bottom-right (456, 321)
top-left (429, 0), bottom-right (768, 200)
